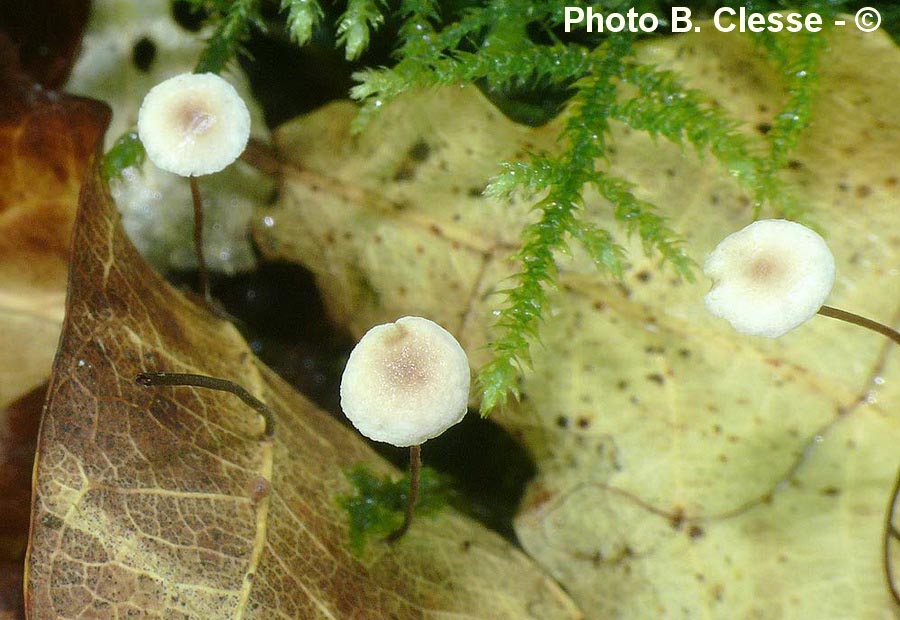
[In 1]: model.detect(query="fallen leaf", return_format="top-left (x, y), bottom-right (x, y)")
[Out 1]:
top-left (26, 140), bottom-right (581, 618)
top-left (0, 386), bottom-right (44, 620)
top-left (1, 385), bottom-right (45, 562)
top-left (0, 35), bottom-right (109, 408)
top-left (254, 24), bottom-right (900, 619)
top-left (0, 559), bottom-right (24, 620)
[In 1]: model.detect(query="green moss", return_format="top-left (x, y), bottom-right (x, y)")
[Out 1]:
top-left (339, 465), bottom-right (455, 553)
top-left (101, 131), bottom-right (145, 181)
top-left (143, 0), bottom-right (838, 414)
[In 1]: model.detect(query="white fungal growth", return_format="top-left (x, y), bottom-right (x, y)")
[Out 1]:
top-left (340, 316), bottom-right (471, 447)
top-left (704, 219), bottom-right (836, 338)
top-left (138, 72), bottom-right (251, 177)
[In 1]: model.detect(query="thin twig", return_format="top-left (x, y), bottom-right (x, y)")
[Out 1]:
top-left (387, 444), bottom-right (422, 543)
top-left (136, 372), bottom-right (275, 439)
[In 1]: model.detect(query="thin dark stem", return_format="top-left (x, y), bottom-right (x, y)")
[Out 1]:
top-left (189, 176), bottom-right (211, 303)
top-left (387, 444), bottom-right (422, 543)
top-left (136, 372), bottom-right (275, 439)
top-left (885, 466), bottom-right (900, 607)
top-left (817, 306), bottom-right (900, 346)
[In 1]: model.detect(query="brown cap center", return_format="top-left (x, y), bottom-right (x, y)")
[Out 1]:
top-left (175, 100), bottom-right (215, 136)
top-left (746, 256), bottom-right (784, 283)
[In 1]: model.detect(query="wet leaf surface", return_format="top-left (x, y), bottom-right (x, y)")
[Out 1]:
top-left (0, 35), bottom-right (107, 619)
top-left (0, 387), bottom-right (44, 620)
top-left (255, 25), bottom-right (900, 619)
top-left (26, 142), bottom-right (580, 618)
top-left (0, 560), bottom-right (24, 620)
top-left (0, 38), bottom-right (110, 411)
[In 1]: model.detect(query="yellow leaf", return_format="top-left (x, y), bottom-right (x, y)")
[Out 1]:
top-left (255, 23), bottom-right (900, 619)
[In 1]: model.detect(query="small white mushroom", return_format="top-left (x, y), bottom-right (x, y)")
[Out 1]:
top-left (138, 72), bottom-right (250, 177)
top-left (704, 219), bottom-right (835, 338)
top-left (340, 316), bottom-right (470, 447)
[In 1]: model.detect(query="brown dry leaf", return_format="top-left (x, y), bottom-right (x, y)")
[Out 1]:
top-left (0, 0), bottom-right (91, 88)
top-left (254, 24), bottom-right (900, 619)
top-left (0, 385), bottom-right (43, 620)
top-left (0, 37), bottom-right (108, 620)
top-left (0, 559), bottom-right (24, 620)
top-left (26, 146), bottom-right (580, 618)
top-left (0, 38), bottom-right (110, 411)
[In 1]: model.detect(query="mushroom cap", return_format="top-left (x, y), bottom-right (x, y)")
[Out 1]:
top-left (137, 72), bottom-right (250, 177)
top-left (340, 316), bottom-right (471, 447)
top-left (704, 219), bottom-right (835, 338)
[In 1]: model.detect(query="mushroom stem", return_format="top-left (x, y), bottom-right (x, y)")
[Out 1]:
top-left (135, 372), bottom-right (275, 440)
top-left (189, 175), bottom-right (212, 303)
top-left (387, 444), bottom-right (422, 543)
top-left (817, 305), bottom-right (900, 346)
top-left (884, 466), bottom-right (900, 607)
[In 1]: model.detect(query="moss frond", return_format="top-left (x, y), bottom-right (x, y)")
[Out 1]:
top-left (477, 40), bottom-right (627, 414)
top-left (281, 0), bottom-right (324, 46)
top-left (339, 465), bottom-right (453, 553)
top-left (102, 131), bottom-right (145, 181)
top-left (337, 0), bottom-right (388, 60)
top-left (195, 0), bottom-right (260, 74)
top-left (755, 28), bottom-right (828, 219)
top-left (592, 173), bottom-right (694, 279)
top-left (158, 0), bottom-right (828, 417)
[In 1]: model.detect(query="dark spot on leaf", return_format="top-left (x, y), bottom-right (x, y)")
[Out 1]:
top-left (392, 164), bottom-right (414, 182)
top-left (645, 373), bottom-right (665, 385)
top-left (636, 270), bottom-right (651, 283)
top-left (556, 416), bottom-right (569, 429)
top-left (688, 525), bottom-right (704, 539)
top-left (855, 185), bottom-right (872, 199)
top-left (41, 514), bottom-right (64, 529)
top-left (171, 0), bottom-right (207, 31)
top-left (408, 139), bottom-right (430, 162)
top-left (756, 122), bottom-right (772, 135)
top-left (787, 159), bottom-right (803, 171)
top-left (670, 507), bottom-right (685, 529)
top-left (131, 37), bottom-right (156, 73)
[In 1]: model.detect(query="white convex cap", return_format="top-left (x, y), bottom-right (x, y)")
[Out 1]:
top-left (340, 316), bottom-right (471, 447)
top-left (138, 72), bottom-right (251, 177)
top-left (704, 219), bottom-right (835, 338)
